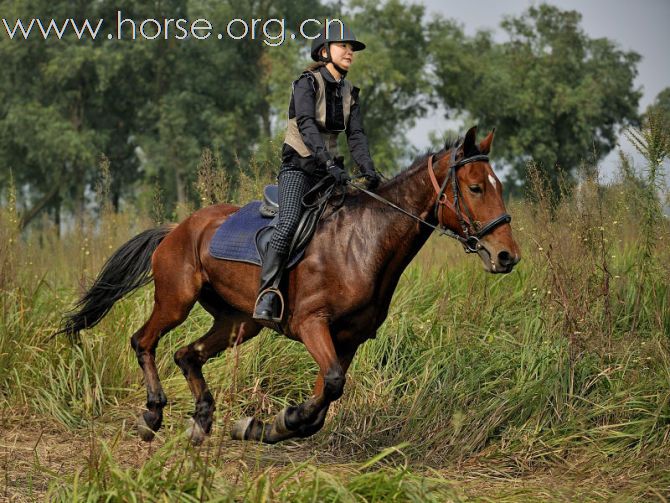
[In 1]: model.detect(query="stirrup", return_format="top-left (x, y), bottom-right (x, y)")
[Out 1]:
top-left (253, 287), bottom-right (285, 323)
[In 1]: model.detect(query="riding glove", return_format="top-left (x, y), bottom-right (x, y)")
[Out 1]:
top-left (326, 159), bottom-right (351, 186)
top-left (362, 170), bottom-right (381, 190)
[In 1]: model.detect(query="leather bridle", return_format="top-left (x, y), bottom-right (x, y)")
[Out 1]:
top-left (347, 148), bottom-right (512, 253)
top-left (427, 150), bottom-right (512, 253)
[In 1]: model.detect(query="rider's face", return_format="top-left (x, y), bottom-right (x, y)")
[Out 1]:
top-left (323, 42), bottom-right (355, 72)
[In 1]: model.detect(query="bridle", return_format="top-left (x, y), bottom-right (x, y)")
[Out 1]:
top-left (427, 150), bottom-right (512, 253)
top-left (347, 148), bottom-right (512, 253)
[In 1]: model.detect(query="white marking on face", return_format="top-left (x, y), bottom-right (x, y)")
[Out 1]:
top-left (488, 173), bottom-right (497, 190)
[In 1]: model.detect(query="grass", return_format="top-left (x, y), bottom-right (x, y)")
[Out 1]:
top-left (1, 125), bottom-right (669, 500)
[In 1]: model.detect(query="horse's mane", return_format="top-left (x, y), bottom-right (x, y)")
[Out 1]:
top-left (376, 135), bottom-right (464, 191)
top-left (341, 134), bottom-right (475, 210)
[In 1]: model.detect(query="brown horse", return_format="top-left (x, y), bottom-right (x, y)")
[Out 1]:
top-left (58, 126), bottom-right (520, 445)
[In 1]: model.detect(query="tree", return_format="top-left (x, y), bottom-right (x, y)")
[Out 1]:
top-left (428, 4), bottom-right (641, 194)
top-left (115, 0), bottom-right (325, 210)
top-left (645, 87), bottom-right (670, 127)
top-left (0, 0), bottom-right (187, 225)
top-left (0, 0), bottom-right (324, 224)
top-left (0, 0), bottom-right (120, 227)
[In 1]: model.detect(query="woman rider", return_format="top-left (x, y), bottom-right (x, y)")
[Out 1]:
top-left (253, 22), bottom-right (381, 322)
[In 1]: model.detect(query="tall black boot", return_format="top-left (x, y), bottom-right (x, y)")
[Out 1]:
top-left (253, 246), bottom-right (288, 322)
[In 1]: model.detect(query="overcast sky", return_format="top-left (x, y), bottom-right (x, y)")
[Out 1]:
top-left (407, 0), bottom-right (670, 181)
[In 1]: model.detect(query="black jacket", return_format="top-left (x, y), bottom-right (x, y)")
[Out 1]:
top-left (282, 66), bottom-right (375, 175)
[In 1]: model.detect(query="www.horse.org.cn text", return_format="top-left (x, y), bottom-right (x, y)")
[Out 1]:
top-left (1, 14), bottom-right (346, 46)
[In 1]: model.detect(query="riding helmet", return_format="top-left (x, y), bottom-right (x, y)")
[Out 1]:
top-left (310, 23), bottom-right (366, 62)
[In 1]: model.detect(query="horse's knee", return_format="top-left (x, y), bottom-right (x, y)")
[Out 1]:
top-left (130, 329), bottom-right (147, 358)
top-left (324, 366), bottom-right (345, 401)
top-left (130, 325), bottom-right (158, 366)
top-left (174, 346), bottom-right (187, 364)
top-left (130, 332), bottom-right (140, 352)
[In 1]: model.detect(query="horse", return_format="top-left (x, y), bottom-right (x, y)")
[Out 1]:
top-left (57, 126), bottom-right (520, 445)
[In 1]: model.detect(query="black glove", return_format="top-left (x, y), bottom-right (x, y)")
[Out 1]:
top-left (362, 170), bottom-right (381, 191)
top-left (326, 159), bottom-right (350, 186)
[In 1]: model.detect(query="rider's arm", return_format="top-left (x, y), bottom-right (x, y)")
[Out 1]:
top-left (293, 74), bottom-right (332, 167)
top-left (346, 87), bottom-right (375, 175)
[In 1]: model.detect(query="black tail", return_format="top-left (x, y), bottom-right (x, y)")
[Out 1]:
top-left (54, 224), bottom-right (176, 337)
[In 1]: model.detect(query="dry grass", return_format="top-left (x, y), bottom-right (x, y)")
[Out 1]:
top-left (1, 121), bottom-right (669, 500)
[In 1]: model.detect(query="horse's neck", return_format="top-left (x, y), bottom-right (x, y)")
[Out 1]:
top-left (351, 155), bottom-right (445, 283)
top-left (375, 159), bottom-right (439, 226)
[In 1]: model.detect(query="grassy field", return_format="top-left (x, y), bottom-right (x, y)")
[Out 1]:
top-left (1, 138), bottom-right (669, 501)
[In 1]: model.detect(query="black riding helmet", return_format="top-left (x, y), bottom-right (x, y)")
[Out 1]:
top-left (310, 23), bottom-right (366, 63)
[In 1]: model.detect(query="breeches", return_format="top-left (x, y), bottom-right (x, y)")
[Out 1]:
top-left (269, 168), bottom-right (319, 255)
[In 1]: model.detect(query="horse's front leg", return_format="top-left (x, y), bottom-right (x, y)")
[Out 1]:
top-left (231, 319), bottom-right (355, 443)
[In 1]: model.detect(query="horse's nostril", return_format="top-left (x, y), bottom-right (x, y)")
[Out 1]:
top-left (498, 250), bottom-right (513, 266)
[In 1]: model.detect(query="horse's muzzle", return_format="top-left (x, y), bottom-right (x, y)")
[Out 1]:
top-left (477, 245), bottom-right (520, 274)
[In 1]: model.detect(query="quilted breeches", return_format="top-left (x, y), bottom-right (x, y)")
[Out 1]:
top-left (268, 167), bottom-right (320, 255)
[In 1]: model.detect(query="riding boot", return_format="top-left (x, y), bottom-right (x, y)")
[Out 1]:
top-left (253, 246), bottom-right (288, 322)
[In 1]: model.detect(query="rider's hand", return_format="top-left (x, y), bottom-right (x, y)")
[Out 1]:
top-left (362, 171), bottom-right (381, 191)
top-left (326, 159), bottom-right (350, 186)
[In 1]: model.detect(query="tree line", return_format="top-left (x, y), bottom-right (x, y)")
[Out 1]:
top-left (0, 0), bottom-right (647, 229)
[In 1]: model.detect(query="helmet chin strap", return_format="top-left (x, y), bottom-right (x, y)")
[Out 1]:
top-left (332, 63), bottom-right (348, 77)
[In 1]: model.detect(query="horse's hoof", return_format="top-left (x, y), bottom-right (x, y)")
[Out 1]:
top-left (136, 414), bottom-right (156, 442)
top-left (186, 418), bottom-right (207, 446)
top-left (231, 417), bottom-right (254, 441)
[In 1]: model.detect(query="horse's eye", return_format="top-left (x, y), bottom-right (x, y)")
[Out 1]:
top-left (469, 185), bottom-right (482, 194)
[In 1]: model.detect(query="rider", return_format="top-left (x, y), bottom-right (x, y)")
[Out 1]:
top-left (253, 21), bottom-right (381, 322)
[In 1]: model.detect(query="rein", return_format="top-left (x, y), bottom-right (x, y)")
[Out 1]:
top-left (348, 181), bottom-right (468, 243)
top-left (349, 152), bottom-right (511, 253)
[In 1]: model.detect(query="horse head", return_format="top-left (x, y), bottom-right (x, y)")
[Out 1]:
top-left (432, 126), bottom-right (521, 273)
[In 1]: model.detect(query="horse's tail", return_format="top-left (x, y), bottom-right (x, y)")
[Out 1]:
top-left (54, 224), bottom-right (177, 337)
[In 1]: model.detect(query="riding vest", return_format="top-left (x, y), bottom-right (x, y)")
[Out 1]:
top-left (284, 68), bottom-right (355, 162)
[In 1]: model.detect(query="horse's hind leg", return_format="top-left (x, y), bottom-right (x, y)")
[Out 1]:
top-left (174, 313), bottom-right (261, 445)
top-left (131, 299), bottom-right (195, 440)
top-left (131, 252), bottom-right (201, 441)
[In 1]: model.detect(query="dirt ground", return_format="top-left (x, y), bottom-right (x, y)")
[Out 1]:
top-left (1, 409), bottom-right (667, 502)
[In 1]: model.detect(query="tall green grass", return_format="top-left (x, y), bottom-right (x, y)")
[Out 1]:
top-left (1, 122), bottom-right (669, 500)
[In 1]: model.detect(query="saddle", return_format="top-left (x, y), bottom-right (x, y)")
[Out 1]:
top-left (208, 176), bottom-right (338, 269)
top-left (257, 177), bottom-right (338, 264)
top-left (208, 177), bottom-right (338, 331)
top-left (259, 185), bottom-right (279, 218)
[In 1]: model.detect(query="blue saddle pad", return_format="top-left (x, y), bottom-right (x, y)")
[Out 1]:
top-left (209, 201), bottom-right (304, 268)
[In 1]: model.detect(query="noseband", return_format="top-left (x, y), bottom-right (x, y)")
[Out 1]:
top-left (427, 152), bottom-right (511, 253)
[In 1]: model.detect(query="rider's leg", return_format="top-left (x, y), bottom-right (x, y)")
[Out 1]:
top-left (253, 166), bottom-right (312, 321)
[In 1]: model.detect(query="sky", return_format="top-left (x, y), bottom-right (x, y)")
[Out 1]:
top-left (407, 0), bottom-right (670, 182)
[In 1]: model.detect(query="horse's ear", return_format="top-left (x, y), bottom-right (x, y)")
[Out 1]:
top-left (479, 128), bottom-right (495, 154)
top-left (463, 125), bottom-right (478, 155)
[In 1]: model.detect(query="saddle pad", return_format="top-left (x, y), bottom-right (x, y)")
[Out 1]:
top-left (208, 200), bottom-right (305, 268)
